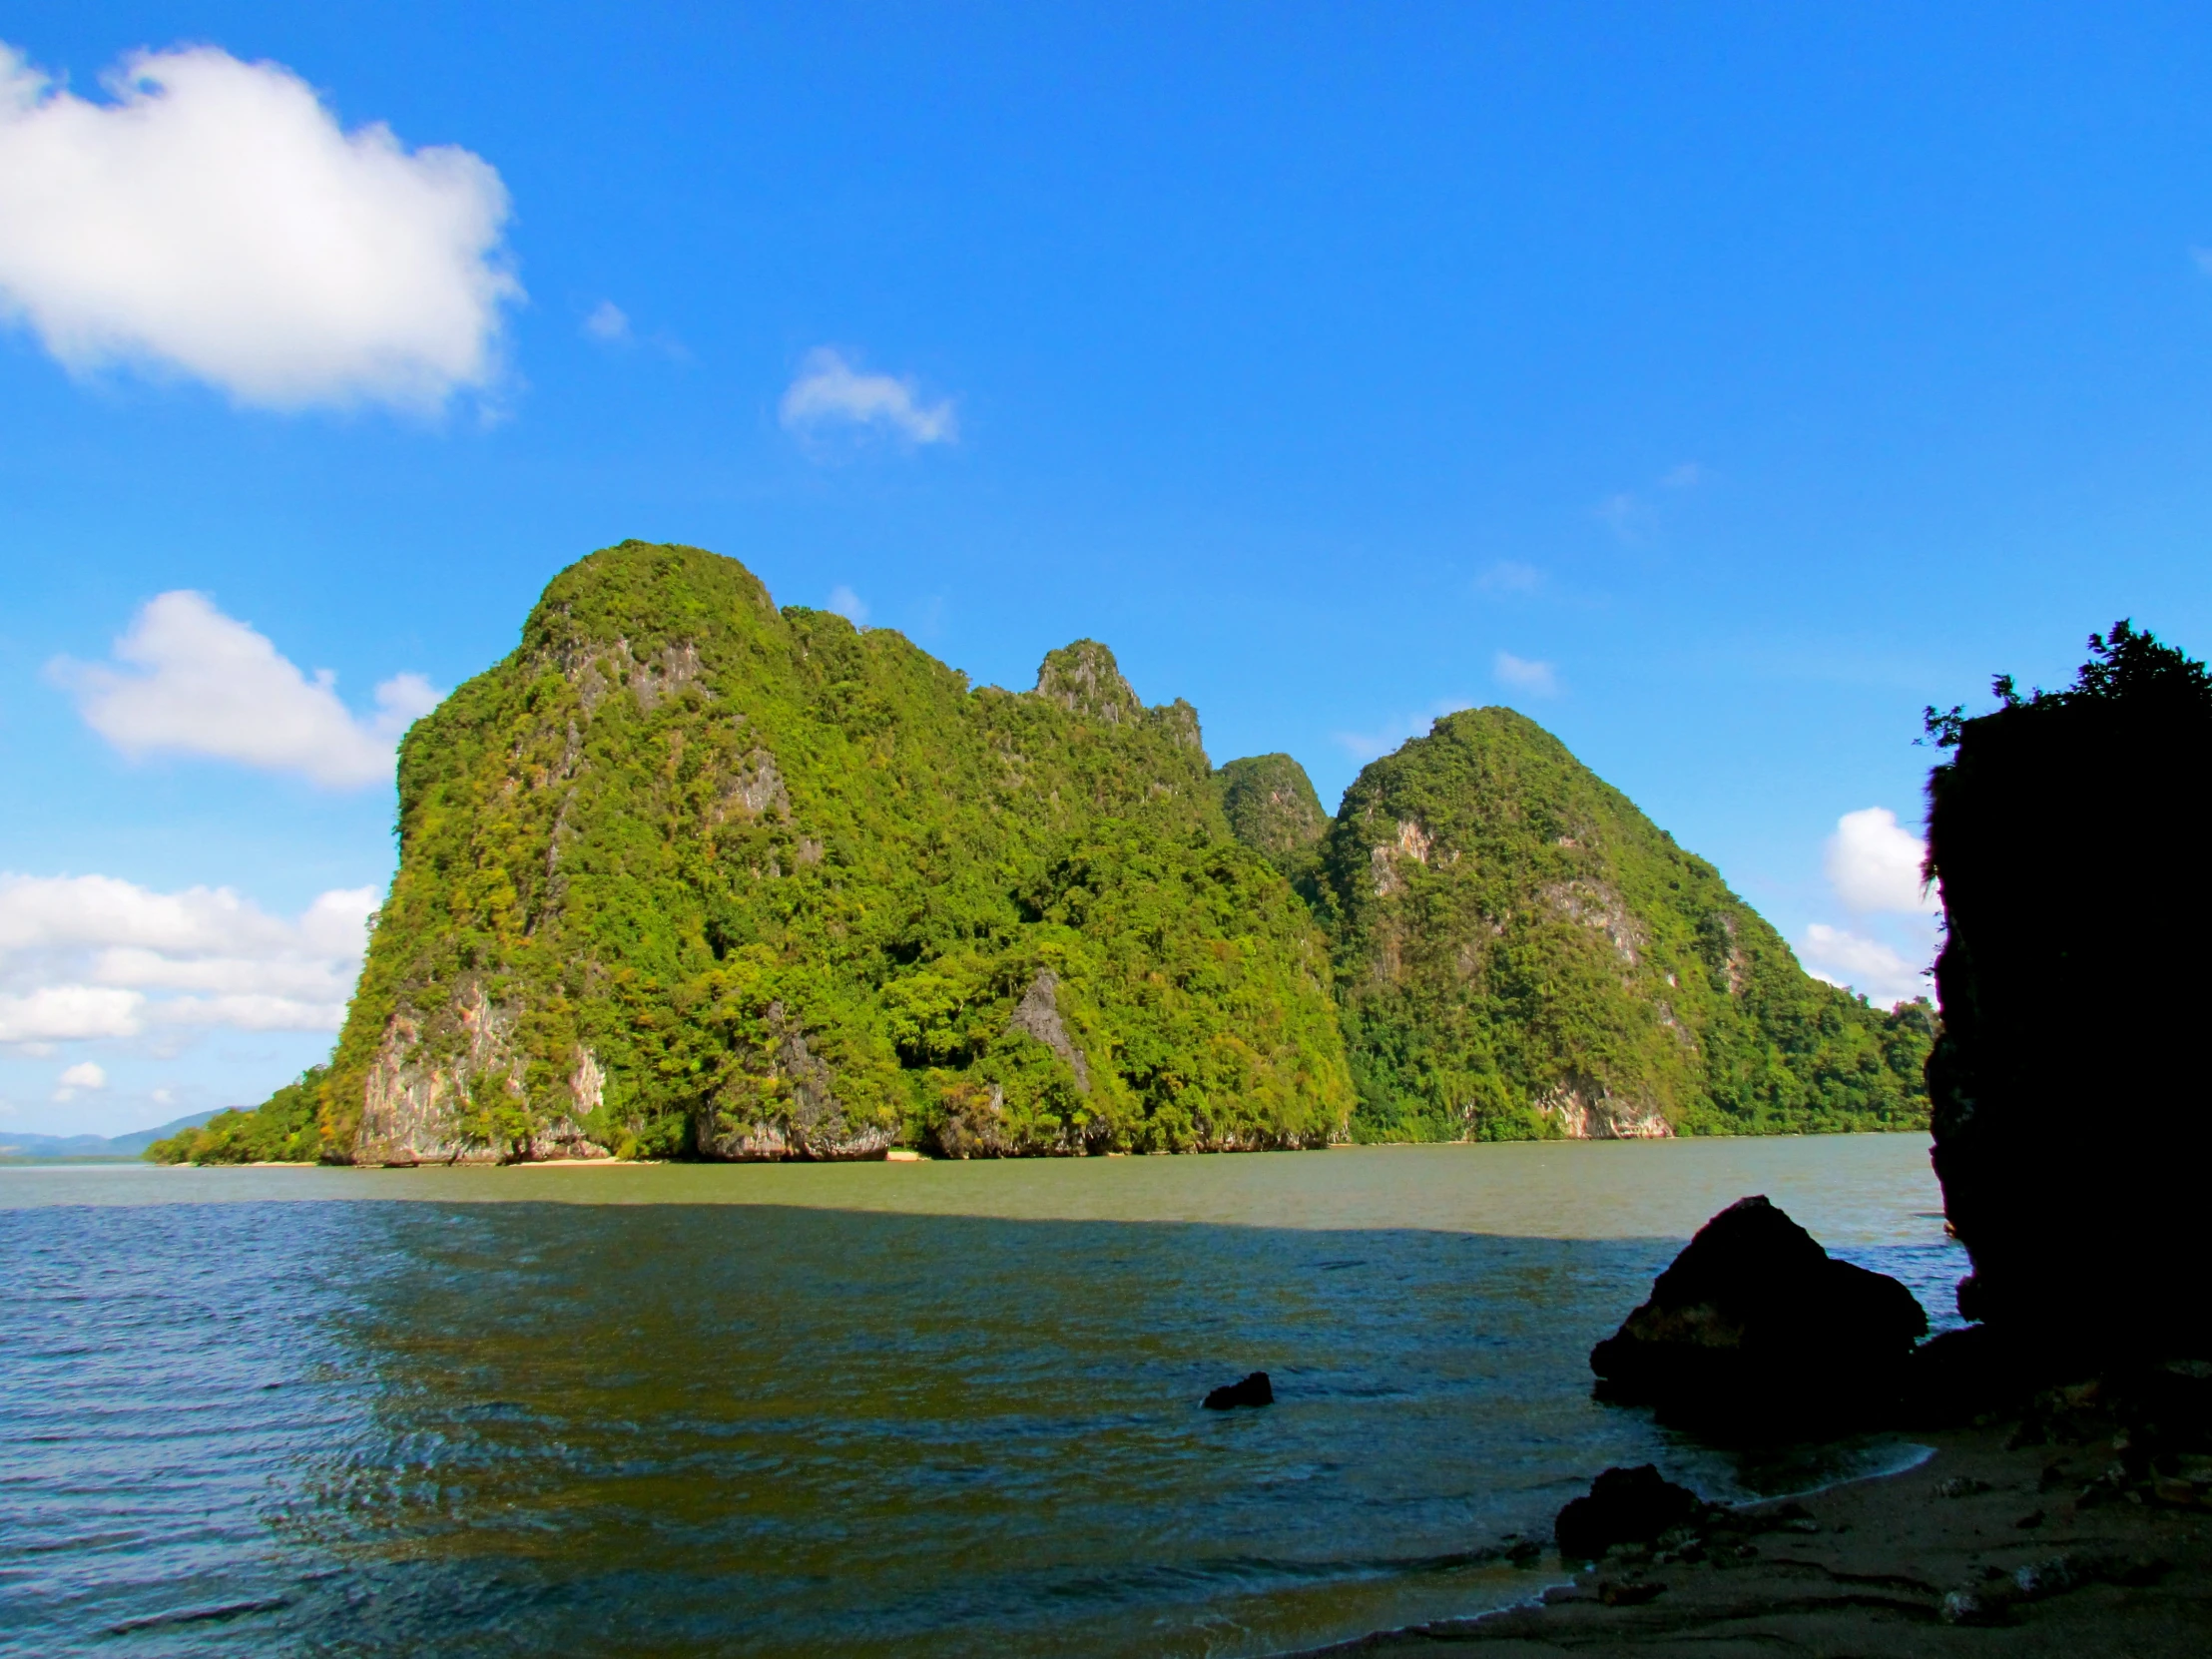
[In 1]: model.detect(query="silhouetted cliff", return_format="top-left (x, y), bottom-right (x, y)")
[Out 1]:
top-left (1926, 622), bottom-right (2212, 1359)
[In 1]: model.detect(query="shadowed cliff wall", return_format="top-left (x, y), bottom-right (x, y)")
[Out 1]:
top-left (1926, 623), bottom-right (2212, 1357)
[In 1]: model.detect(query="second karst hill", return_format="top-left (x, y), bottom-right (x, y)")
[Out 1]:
top-left (264, 541), bottom-right (1926, 1164)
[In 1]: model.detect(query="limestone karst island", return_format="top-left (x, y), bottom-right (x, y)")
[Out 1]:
top-left (155, 541), bottom-right (1933, 1168)
top-left (15, 12), bottom-right (2212, 1656)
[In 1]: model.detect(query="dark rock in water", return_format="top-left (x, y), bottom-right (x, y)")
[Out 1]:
top-left (1590, 1195), bottom-right (1927, 1434)
top-left (1925, 624), bottom-right (2212, 1361)
top-left (1554, 1464), bottom-right (1704, 1562)
top-left (1202, 1372), bottom-right (1274, 1409)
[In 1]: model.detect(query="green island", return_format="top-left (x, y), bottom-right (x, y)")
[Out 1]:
top-left (153, 540), bottom-right (1930, 1165)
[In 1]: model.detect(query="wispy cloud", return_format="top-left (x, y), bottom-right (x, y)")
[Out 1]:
top-left (583, 300), bottom-right (631, 342)
top-left (1335, 698), bottom-right (1473, 763)
top-left (828, 585), bottom-right (869, 626)
top-left (51, 591), bottom-right (441, 789)
top-left (1476, 560), bottom-right (1542, 596)
top-left (1595, 491), bottom-right (1649, 544)
top-left (1660, 461), bottom-right (1706, 489)
top-left (1493, 652), bottom-right (1559, 697)
top-left (1798, 923), bottom-right (1932, 1007)
top-left (780, 347), bottom-right (956, 446)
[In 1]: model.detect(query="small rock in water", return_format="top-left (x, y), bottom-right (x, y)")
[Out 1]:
top-left (1554, 1464), bottom-right (1705, 1562)
top-left (1202, 1372), bottom-right (1274, 1409)
top-left (1596, 1578), bottom-right (1666, 1607)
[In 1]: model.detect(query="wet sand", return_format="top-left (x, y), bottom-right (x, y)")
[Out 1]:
top-left (1301, 1422), bottom-right (2212, 1656)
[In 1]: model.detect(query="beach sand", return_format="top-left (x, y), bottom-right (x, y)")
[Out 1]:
top-left (1300, 1420), bottom-right (2212, 1656)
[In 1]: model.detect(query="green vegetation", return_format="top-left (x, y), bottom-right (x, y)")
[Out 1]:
top-left (314, 543), bottom-right (1350, 1162)
top-left (1314, 709), bottom-right (1933, 1141)
top-left (147, 1067), bottom-right (325, 1164)
top-left (1216, 753), bottom-right (1329, 890)
top-left (160, 543), bottom-right (1931, 1164)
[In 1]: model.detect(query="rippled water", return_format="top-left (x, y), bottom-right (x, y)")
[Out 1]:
top-left (0, 1137), bottom-right (1961, 1658)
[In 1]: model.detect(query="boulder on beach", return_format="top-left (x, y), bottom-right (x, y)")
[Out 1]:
top-left (1554, 1464), bottom-right (1706, 1562)
top-left (1590, 1195), bottom-right (1927, 1434)
top-left (1203, 1372), bottom-right (1274, 1409)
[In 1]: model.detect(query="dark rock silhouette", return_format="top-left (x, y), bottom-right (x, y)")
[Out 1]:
top-left (1202, 1372), bottom-right (1274, 1409)
top-left (1554, 1464), bottom-right (1706, 1562)
top-left (1590, 1195), bottom-right (1927, 1434)
top-left (1925, 622), bottom-right (2212, 1362)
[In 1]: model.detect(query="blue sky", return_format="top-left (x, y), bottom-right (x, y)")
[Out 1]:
top-left (5, 3), bottom-right (2210, 1134)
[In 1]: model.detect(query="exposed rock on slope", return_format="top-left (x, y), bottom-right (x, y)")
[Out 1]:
top-left (321, 541), bottom-right (1352, 1163)
top-left (1926, 623), bottom-right (2212, 1359)
top-left (1317, 708), bottom-right (1934, 1140)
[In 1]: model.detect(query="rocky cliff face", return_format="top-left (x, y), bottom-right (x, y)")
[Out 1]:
top-left (1311, 709), bottom-right (1933, 1140)
top-left (1926, 624), bottom-right (2212, 1358)
top-left (321, 542), bottom-right (1352, 1163)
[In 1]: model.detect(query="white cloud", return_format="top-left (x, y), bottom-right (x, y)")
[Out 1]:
top-left (1825, 807), bottom-right (1938, 914)
top-left (52, 590), bottom-right (440, 789)
top-left (0, 42), bottom-right (518, 411)
top-left (780, 347), bottom-right (957, 445)
top-left (1494, 652), bottom-right (1560, 697)
top-left (1476, 560), bottom-right (1542, 596)
top-left (0, 873), bottom-right (373, 1044)
top-left (1595, 491), bottom-right (1647, 543)
top-left (2194, 248), bottom-right (2212, 277)
top-left (1799, 923), bottom-right (1932, 1008)
top-left (52, 1058), bottom-right (106, 1102)
top-left (1336, 698), bottom-right (1474, 763)
top-left (1661, 461), bottom-right (1705, 489)
top-left (828, 584), bottom-right (869, 626)
top-left (583, 300), bottom-right (629, 342)
top-left (0, 984), bottom-right (143, 1043)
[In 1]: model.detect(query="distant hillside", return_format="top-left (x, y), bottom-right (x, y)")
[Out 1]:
top-left (0, 1111), bottom-right (222, 1159)
top-left (1292, 708), bottom-right (1933, 1140)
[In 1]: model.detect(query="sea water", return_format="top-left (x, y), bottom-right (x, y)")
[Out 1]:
top-left (0, 1136), bottom-right (1962, 1657)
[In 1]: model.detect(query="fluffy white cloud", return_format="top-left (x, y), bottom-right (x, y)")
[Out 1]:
top-left (0, 873), bottom-right (374, 1043)
top-left (781, 348), bottom-right (957, 444)
top-left (0, 985), bottom-right (142, 1043)
top-left (1826, 807), bottom-right (1938, 914)
top-left (0, 42), bottom-right (518, 411)
top-left (1799, 923), bottom-right (1931, 1008)
top-left (1494, 652), bottom-right (1560, 697)
top-left (52, 1059), bottom-right (106, 1102)
top-left (52, 590), bottom-right (440, 789)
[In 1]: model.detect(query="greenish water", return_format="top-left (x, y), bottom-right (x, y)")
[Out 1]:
top-left (0, 1137), bottom-right (1956, 1657)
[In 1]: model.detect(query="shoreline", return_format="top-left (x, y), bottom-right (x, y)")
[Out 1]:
top-left (1294, 1418), bottom-right (2212, 1656)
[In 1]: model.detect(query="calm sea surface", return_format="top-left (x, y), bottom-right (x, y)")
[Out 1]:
top-left (0, 1137), bottom-right (1961, 1658)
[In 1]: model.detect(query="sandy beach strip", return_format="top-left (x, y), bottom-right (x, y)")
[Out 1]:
top-left (1294, 1422), bottom-right (2212, 1657)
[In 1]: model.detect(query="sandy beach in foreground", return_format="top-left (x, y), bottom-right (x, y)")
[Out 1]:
top-left (1300, 1420), bottom-right (2212, 1657)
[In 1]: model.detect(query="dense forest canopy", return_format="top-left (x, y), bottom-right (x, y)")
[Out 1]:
top-left (157, 542), bottom-right (1932, 1164)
